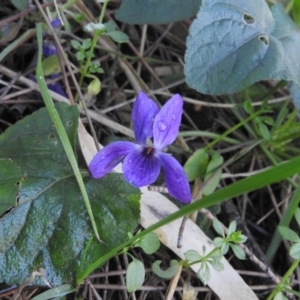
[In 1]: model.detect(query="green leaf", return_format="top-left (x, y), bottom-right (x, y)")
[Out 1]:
top-left (104, 31), bottom-right (129, 43)
top-left (84, 23), bottom-right (105, 34)
top-left (227, 220), bottom-right (237, 236)
top-left (104, 21), bottom-right (116, 32)
top-left (203, 152), bottom-right (223, 196)
top-left (295, 208), bottom-right (300, 228)
top-left (0, 22), bottom-right (22, 45)
top-left (70, 39), bottom-right (81, 50)
top-left (87, 77), bottom-right (101, 96)
top-left (82, 38), bottom-right (91, 49)
top-left (137, 232), bottom-right (160, 254)
top-left (126, 259), bottom-right (145, 292)
top-left (76, 51), bottom-right (85, 61)
top-left (212, 218), bottom-right (224, 237)
top-left (197, 263), bottom-right (210, 285)
top-left (243, 100), bottom-right (253, 114)
top-left (257, 119), bottom-right (271, 140)
top-left (31, 284), bottom-right (75, 300)
top-left (210, 251), bottom-right (224, 271)
top-left (213, 237), bottom-right (225, 248)
top-left (210, 260), bottom-right (224, 272)
top-left (0, 103), bottom-right (140, 286)
top-left (184, 149), bottom-right (209, 182)
top-left (0, 159), bottom-right (22, 215)
top-left (278, 226), bottom-right (300, 243)
top-left (151, 260), bottom-right (180, 279)
top-left (42, 55), bottom-right (61, 76)
top-left (221, 243), bottom-right (229, 255)
top-left (10, 0), bottom-right (27, 10)
top-left (230, 244), bottom-right (246, 260)
top-left (290, 242), bottom-right (300, 260)
top-left (185, 1), bottom-right (300, 95)
top-left (239, 234), bottom-right (248, 243)
top-left (116, 0), bottom-right (202, 24)
top-left (184, 250), bottom-right (202, 262)
top-left (274, 292), bottom-right (288, 300)
top-left (72, 13), bottom-right (85, 23)
top-left (292, 0), bottom-right (300, 25)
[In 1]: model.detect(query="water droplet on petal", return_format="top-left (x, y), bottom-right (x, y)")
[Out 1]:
top-left (128, 159), bottom-right (132, 164)
top-left (172, 114), bottom-right (176, 120)
top-left (101, 155), bottom-right (105, 159)
top-left (157, 120), bottom-right (167, 131)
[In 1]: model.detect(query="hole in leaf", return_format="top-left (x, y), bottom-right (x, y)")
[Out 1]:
top-left (2, 205), bottom-right (15, 217)
top-left (243, 13), bottom-right (255, 24)
top-left (67, 120), bottom-right (73, 127)
top-left (16, 196), bottom-right (20, 203)
top-left (259, 36), bottom-right (268, 46)
top-left (16, 181), bottom-right (20, 186)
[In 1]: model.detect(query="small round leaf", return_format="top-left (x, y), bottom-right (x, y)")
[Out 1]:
top-left (126, 259), bottom-right (145, 293)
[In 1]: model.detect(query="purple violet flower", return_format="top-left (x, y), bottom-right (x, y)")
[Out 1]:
top-left (42, 19), bottom-right (62, 57)
top-left (89, 91), bottom-right (192, 203)
top-left (48, 74), bottom-right (67, 97)
top-left (42, 40), bottom-right (57, 57)
top-left (50, 19), bottom-right (62, 29)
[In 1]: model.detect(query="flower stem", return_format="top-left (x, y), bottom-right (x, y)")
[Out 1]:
top-left (77, 0), bottom-right (110, 94)
top-left (266, 259), bottom-right (300, 300)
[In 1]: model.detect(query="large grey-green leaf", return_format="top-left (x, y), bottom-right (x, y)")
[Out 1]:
top-left (0, 103), bottom-right (140, 286)
top-left (116, 0), bottom-right (202, 24)
top-left (185, 0), bottom-right (300, 94)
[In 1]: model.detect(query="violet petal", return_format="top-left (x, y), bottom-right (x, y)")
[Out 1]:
top-left (48, 74), bottom-right (67, 97)
top-left (89, 141), bottom-right (137, 178)
top-left (43, 41), bottom-right (57, 57)
top-left (153, 94), bottom-right (183, 150)
top-left (159, 152), bottom-right (192, 203)
top-left (123, 147), bottom-right (161, 187)
top-left (51, 19), bottom-right (62, 28)
top-left (132, 91), bottom-right (159, 145)
top-left (48, 83), bottom-right (67, 97)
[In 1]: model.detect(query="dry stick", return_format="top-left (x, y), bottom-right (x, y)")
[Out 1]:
top-left (87, 281), bottom-right (102, 300)
top-left (0, 64), bottom-right (134, 138)
top-left (0, 72), bottom-right (21, 100)
top-left (137, 25), bottom-right (148, 76)
top-left (88, 284), bottom-right (211, 292)
top-left (113, 256), bottom-right (129, 299)
top-left (33, 0), bottom-right (100, 151)
top-left (103, 22), bottom-right (125, 108)
top-left (143, 23), bottom-right (174, 57)
top-left (165, 264), bottom-right (183, 300)
top-left (154, 91), bottom-right (291, 108)
top-left (0, 2), bottom-right (58, 28)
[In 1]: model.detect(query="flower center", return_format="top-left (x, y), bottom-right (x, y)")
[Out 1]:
top-left (143, 146), bottom-right (154, 156)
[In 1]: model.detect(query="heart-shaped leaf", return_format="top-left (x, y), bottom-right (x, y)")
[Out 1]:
top-left (116, 0), bottom-right (202, 24)
top-left (185, 0), bottom-right (300, 94)
top-left (0, 103), bottom-right (140, 286)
